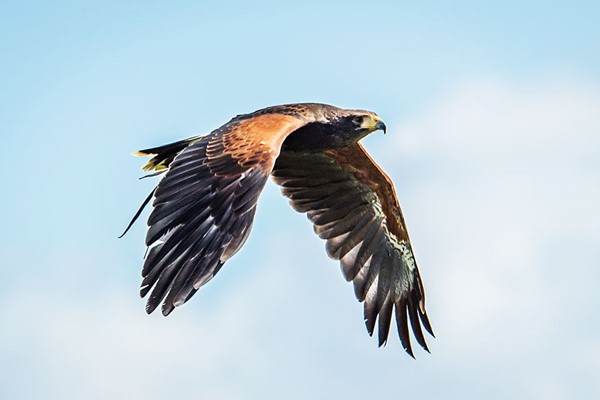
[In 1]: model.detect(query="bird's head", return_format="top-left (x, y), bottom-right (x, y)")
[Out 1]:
top-left (327, 109), bottom-right (387, 145)
top-left (345, 112), bottom-right (386, 134)
top-left (280, 105), bottom-right (387, 152)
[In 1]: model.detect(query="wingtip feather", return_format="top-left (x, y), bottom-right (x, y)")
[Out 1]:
top-left (419, 309), bottom-right (435, 338)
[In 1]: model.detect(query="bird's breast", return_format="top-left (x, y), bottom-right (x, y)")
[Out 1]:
top-left (281, 122), bottom-right (354, 153)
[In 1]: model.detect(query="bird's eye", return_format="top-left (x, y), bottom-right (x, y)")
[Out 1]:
top-left (352, 116), bottom-right (364, 126)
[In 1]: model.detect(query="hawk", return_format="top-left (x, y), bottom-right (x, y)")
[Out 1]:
top-left (123, 103), bottom-right (434, 356)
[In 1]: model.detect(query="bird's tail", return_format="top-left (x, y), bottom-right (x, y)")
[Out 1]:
top-left (119, 135), bottom-right (204, 238)
top-left (134, 135), bottom-right (203, 171)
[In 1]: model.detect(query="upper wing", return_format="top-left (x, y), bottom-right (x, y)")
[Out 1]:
top-left (139, 113), bottom-right (309, 316)
top-left (272, 143), bottom-right (433, 356)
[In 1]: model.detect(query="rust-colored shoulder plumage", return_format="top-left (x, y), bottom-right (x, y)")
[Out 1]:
top-left (124, 102), bottom-right (433, 357)
top-left (207, 113), bottom-right (308, 174)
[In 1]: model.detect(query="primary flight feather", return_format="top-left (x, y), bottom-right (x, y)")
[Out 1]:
top-left (124, 103), bottom-right (434, 356)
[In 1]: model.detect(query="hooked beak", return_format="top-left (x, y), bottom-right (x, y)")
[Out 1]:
top-left (375, 120), bottom-right (387, 134)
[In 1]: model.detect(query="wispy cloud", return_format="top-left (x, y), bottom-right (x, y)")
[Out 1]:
top-left (384, 75), bottom-right (600, 398)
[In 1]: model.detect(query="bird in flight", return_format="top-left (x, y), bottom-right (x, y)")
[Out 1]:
top-left (123, 103), bottom-right (434, 356)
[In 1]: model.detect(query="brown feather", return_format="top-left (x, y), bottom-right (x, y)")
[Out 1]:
top-left (125, 102), bottom-right (432, 356)
top-left (208, 114), bottom-right (311, 174)
top-left (324, 143), bottom-right (409, 241)
top-left (273, 142), bottom-right (433, 355)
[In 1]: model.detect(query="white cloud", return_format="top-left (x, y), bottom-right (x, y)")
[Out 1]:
top-left (381, 75), bottom-right (600, 398)
top-left (394, 76), bottom-right (600, 165)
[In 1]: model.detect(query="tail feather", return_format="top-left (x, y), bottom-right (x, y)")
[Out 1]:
top-left (119, 135), bottom-right (203, 238)
top-left (135, 135), bottom-right (203, 171)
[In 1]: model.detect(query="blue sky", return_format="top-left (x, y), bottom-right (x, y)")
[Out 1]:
top-left (1, 1), bottom-right (599, 399)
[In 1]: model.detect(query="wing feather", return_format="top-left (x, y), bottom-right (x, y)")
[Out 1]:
top-left (272, 143), bottom-right (433, 354)
top-left (133, 110), bottom-right (316, 316)
top-left (126, 103), bottom-right (432, 354)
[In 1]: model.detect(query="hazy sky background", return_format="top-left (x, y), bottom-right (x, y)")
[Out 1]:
top-left (1, 1), bottom-right (599, 399)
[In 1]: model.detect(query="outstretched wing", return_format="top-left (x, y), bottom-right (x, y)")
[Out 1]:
top-left (272, 143), bottom-right (433, 356)
top-left (139, 113), bottom-right (309, 316)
